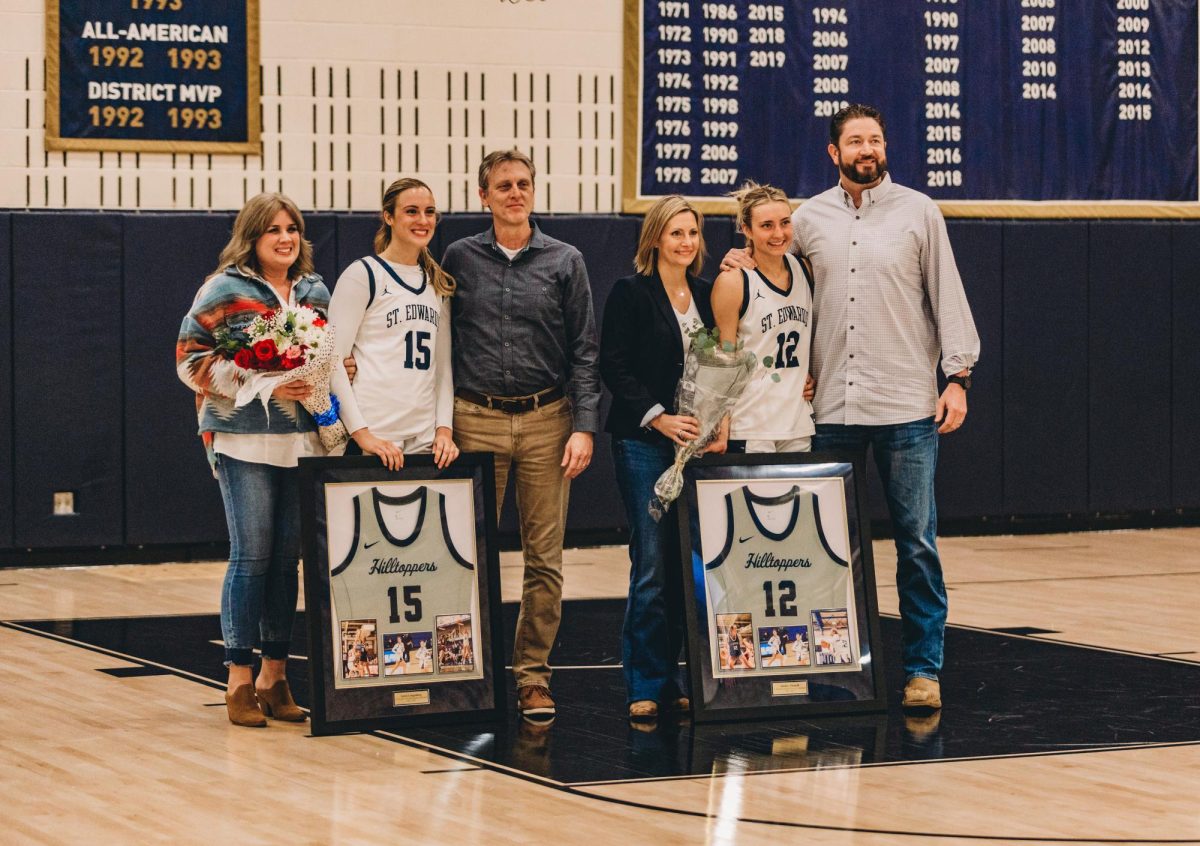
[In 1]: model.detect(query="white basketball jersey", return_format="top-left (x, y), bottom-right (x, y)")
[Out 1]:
top-left (704, 485), bottom-right (858, 675)
top-left (347, 257), bottom-right (446, 444)
top-left (729, 253), bottom-right (815, 441)
top-left (330, 486), bottom-right (481, 684)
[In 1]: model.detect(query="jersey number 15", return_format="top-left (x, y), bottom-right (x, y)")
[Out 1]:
top-left (387, 585), bottom-right (422, 622)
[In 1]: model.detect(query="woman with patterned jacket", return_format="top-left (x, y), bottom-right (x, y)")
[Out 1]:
top-left (177, 192), bottom-right (329, 728)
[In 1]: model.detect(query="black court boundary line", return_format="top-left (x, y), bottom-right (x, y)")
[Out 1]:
top-left (5, 620), bottom-right (1199, 843)
top-left (568, 739), bottom-right (1200, 787)
top-left (941, 568), bottom-right (1200, 587)
top-left (12, 608), bottom-right (1197, 666)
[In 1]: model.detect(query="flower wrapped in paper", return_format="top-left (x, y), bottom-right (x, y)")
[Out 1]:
top-left (217, 305), bottom-right (349, 450)
top-left (649, 330), bottom-right (758, 521)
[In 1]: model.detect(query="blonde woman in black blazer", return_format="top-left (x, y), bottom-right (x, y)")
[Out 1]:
top-left (600, 195), bottom-right (726, 722)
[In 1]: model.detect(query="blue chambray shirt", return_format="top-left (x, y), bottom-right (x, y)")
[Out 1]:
top-left (442, 221), bottom-right (601, 433)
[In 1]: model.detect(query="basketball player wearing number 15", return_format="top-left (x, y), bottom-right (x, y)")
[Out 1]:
top-left (328, 178), bottom-right (461, 472)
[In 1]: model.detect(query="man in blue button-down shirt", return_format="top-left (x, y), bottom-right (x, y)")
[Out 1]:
top-left (442, 148), bottom-right (601, 723)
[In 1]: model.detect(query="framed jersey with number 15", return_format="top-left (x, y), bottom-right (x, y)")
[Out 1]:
top-left (679, 452), bottom-right (887, 722)
top-left (299, 453), bottom-right (504, 734)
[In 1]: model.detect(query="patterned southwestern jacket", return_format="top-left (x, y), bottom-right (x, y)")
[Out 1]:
top-left (176, 266), bottom-right (331, 440)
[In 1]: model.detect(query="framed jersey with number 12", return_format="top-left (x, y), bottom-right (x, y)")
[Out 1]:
top-left (300, 453), bottom-right (504, 734)
top-left (679, 452), bottom-right (887, 722)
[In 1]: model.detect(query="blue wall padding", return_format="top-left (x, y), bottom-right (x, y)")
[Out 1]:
top-left (0, 211), bottom-right (1196, 550)
top-left (1088, 222), bottom-right (1173, 512)
top-left (123, 214), bottom-right (233, 545)
top-left (1171, 223), bottom-right (1200, 508)
top-left (937, 221), bottom-right (1004, 519)
top-left (0, 215), bottom-right (11, 548)
top-left (13, 214), bottom-right (125, 547)
top-left (1002, 222), bottom-right (1090, 515)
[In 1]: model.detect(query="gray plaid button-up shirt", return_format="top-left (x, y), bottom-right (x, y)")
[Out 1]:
top-left (793, 174), bottom-right (980, 427)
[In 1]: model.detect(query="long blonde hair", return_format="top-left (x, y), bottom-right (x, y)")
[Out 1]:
top-left (374, 177), bottom-right (455, 297)
top-left (210, 192), bottom-right (314, 281)
top-left (730, 181), bottom-right (790, 247)
top-left (634, 195), bottom-right (706, 276)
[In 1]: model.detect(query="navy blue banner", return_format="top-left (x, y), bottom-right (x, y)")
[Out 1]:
top-left (636, 0), bottom-right (1198, 204)
top-left (49, 0), bottom-right (257, 152)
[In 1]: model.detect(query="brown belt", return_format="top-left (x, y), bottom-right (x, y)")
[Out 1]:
top-left (455, 385), bottom-right (564, 414)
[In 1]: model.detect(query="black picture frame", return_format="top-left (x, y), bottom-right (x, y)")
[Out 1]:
top-left (299, 453), bottom-right (505, 735)
top-left (678, 451), bottom-right (887, 722)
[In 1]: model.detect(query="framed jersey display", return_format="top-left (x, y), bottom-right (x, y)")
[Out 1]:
top-left (679, 453), bottom-right (886, 722)
top-left (299, 453), bottom-right (504, 734)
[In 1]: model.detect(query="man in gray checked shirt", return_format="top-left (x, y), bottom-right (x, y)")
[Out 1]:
top-left (442, 148), bottom-right (601, 724)
top-left (726, 104), bottom-right (980, 712)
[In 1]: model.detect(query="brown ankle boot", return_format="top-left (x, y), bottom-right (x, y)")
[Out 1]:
top-left (255, 680), bottom-right (306, 722)
top-left (225, 683), bottom-right (267, 727)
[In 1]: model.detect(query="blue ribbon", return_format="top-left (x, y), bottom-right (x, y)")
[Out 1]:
top-left (313, 394), bottom-right (340, 427)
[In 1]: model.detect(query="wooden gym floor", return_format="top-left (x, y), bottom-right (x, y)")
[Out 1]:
top-left (1, 528), bottom-right (1198, 844)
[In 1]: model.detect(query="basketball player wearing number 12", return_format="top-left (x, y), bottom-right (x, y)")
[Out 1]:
top-left (712, 181), bottom-right (816, 453)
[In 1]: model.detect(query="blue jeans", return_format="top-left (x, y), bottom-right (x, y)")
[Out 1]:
top-left (214, 454), bottom-right (302, 666)
top-left (612, 438), bottom-right (688, 703)
top-left (813, 418), bottom-right (946, 681)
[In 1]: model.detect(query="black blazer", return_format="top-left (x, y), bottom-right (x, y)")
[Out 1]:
top-left (600, 271), bottom-right (715, 441)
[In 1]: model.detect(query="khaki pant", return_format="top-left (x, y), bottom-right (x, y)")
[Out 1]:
top-left (453, 395), bottom-right (573, 689)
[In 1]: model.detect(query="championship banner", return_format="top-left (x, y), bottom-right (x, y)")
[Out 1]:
top-left (46, 0), bottom-right (260, 153)
top-left (300, 454), bottom-right (505, 734)
top-left (679, 453), bottom-right (885, 721)
top-left (624, 0), bottom-right (1200, 216)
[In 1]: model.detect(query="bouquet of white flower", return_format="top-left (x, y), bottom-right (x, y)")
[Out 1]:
top-left (649, 328), bottom-right (759, 521)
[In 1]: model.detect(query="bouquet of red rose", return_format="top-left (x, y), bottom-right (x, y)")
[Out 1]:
top-left (213, 305), bottom-right (348, 450)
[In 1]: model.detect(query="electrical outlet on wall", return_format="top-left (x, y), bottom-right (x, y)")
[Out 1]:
top-left (53, 492), bottom-right (76, 516)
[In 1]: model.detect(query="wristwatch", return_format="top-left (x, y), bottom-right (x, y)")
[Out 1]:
top-left (947, 373), bottom-right (972, 390)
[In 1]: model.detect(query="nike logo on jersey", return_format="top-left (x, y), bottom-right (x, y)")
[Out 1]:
top-left (364, 540), bottom-right (380, 549)
top-left (738, 535), bottom-right (755, 544)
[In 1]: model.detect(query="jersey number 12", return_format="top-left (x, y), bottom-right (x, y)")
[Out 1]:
top-left (762, 580), bottom-right (797, 617)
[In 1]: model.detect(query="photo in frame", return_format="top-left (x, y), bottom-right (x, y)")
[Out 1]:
top-left (299, 453), bottom-right (504, 734)
top-left (678, 452), bottom-right (887, 722)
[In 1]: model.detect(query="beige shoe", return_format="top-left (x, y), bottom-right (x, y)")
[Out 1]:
top-left (225, 683), bottom-right (267, 727)
top-left (669, 697), bottom-right (692, 713)
top-left (518, 685), bottom-right (556, 723)
top-left (628, 700), bottom-right (659, 722)
top-left (255, 680), bottom-right (307, 722)
top-left (902, 677), bottom-right (942, 710)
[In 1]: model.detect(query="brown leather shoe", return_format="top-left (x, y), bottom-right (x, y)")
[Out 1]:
top-left (902, 677), bottom-right (942, 710)
top-left (518, 685), bottom-right (556, 723)
top-left (256, 680), bottom-right (306, 722)
top-left (225, 683), bottom-right (267, 727)
top-left (668, 697), bottom-right (691, 713)
top-left (628, 700), bottom-right (658, 721)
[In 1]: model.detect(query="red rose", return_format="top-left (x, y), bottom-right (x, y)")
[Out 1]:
top-left (253, 339), bottom-right (278, 361)
top-left (313, 317), bottom-right (327, 327)
top-left (233, 348), bottom-right (255, 369)
top-left (281, 355), bottom-right (302, 370)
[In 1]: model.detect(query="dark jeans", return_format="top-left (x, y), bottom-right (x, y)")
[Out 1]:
top-left (813, 417), bottom-right (945, 680)
top-left (214, 453), bottom-right (301, 666)
top-left (612, 437), bottom-right (688, 703)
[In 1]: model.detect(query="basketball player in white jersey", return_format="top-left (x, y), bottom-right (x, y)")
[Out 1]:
top-left (329, 178), bottom-right (460, 471)
top-left (712, 182), bottom-right (816, 452)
